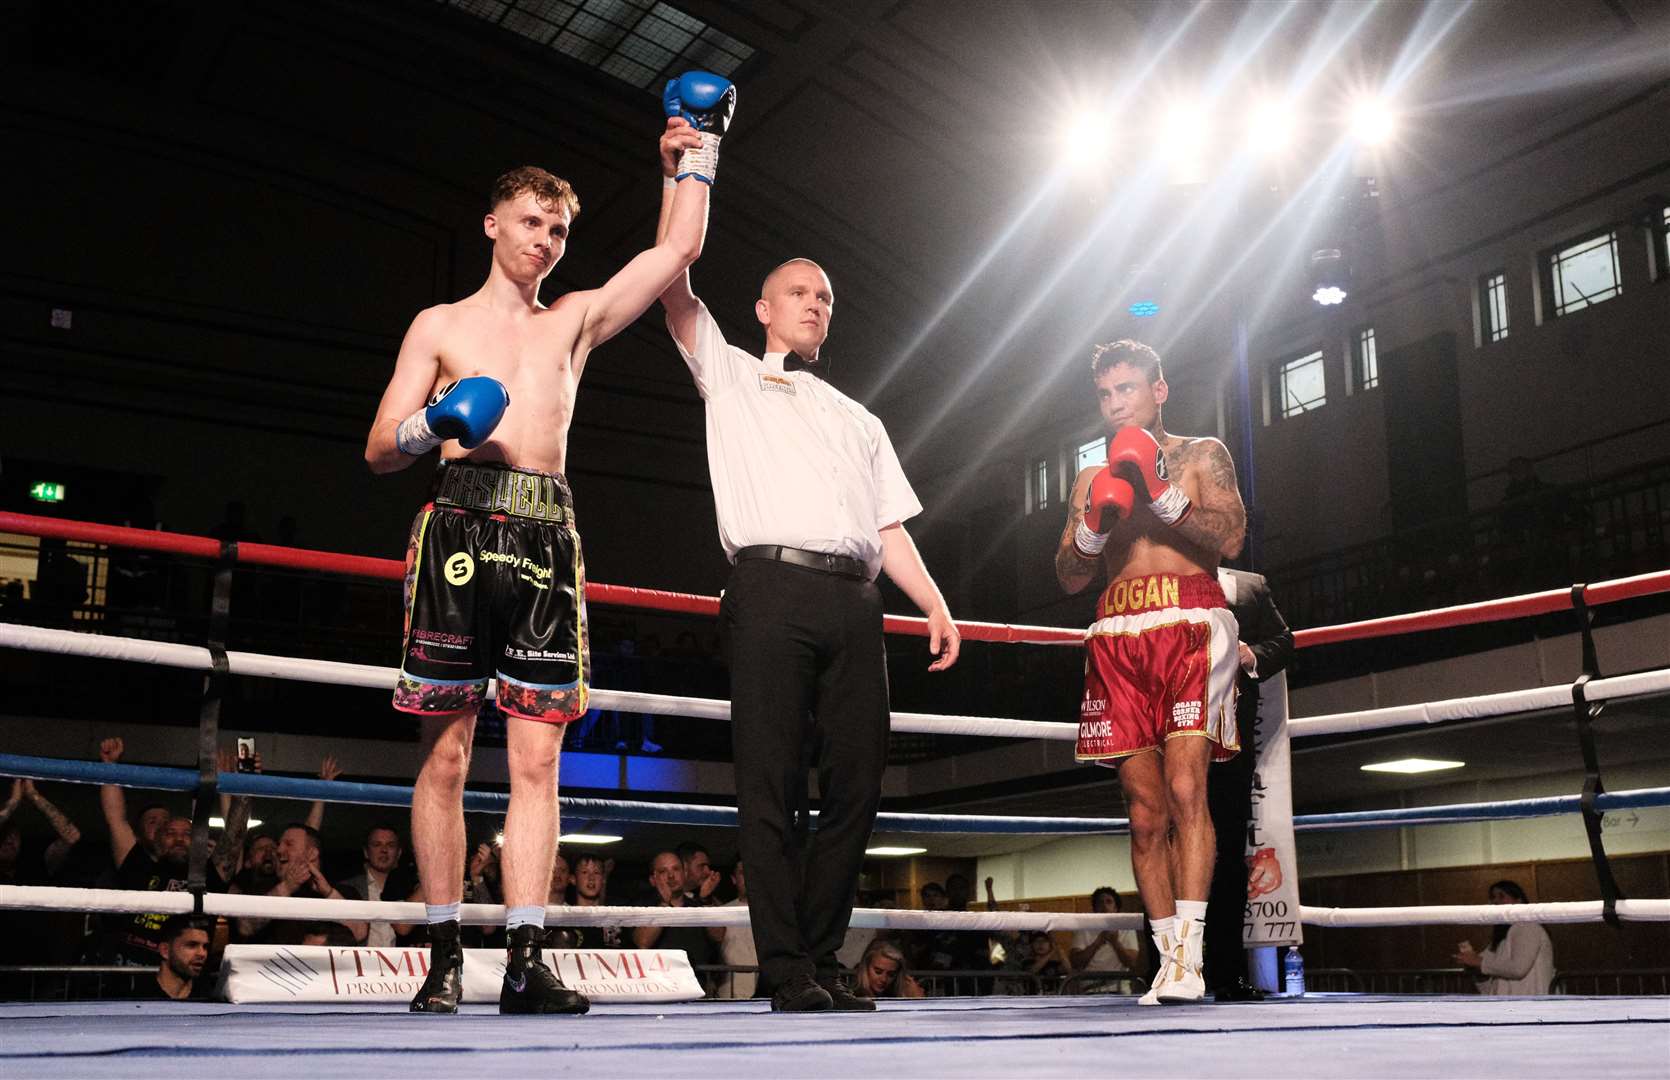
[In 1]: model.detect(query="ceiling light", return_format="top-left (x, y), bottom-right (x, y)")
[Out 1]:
top-left (1360, 758), bottom-right (1465, 774)
top-left (865, 846), bottom-right (927, 857)
top-left (1059, 109), bottom-right (1105, 171)
top-left (559, 833), bottom-right (623, 845)
top-left (1349, 97), bottom-right (1397, 146)
top-left (1310, 248), bottom-right (1348, 305)
top-left (209, 817), bottom-right (262, 828)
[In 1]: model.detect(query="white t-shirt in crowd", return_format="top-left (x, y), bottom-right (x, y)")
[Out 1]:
top-left (1071, 929), bottom-right (1139, 971)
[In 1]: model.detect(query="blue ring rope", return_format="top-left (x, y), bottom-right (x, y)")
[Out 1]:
top-left (2, 753), bottom-right (1666, 835)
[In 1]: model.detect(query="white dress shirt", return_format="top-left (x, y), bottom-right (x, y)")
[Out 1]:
top-left (672, 301), bottom-right (922, 580)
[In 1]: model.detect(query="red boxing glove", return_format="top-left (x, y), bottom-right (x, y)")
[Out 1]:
top-left (1073, 470), bottom-right (1135, 557)
top-left (1108, 426), bottom-right (1192, 526)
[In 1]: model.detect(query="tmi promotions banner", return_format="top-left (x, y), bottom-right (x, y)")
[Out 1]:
top-left (220, 946), bottom-right (704, 1004)
top-left (1243, 671), bottom-right (1303, 948)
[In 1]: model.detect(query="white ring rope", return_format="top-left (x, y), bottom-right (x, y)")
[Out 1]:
top-left (1300, 900), bottom-right (1670, 927)
top-left (0, 886), bottom-right (1140, 932)
top-left (0, 623), bottom-right (1069, 739)
top-left (4, 886), bottom-right (1664, 929)
top-left (1288, 667), bottom-right (1670, 738)
top-left (7, 623), bottom-right (1666, 743)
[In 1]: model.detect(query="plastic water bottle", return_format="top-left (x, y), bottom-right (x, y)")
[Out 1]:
top-left (1283, 946), bottom-right (1306, 997)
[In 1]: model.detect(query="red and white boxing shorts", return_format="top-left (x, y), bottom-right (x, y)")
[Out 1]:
top-left (1076, 572), bottom-right (1240, 765)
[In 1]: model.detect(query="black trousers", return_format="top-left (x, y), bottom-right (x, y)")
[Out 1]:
top-left (1204, 750), bottom-right (1254, 991)
top-left (721, 558), bottom-right (889, 989)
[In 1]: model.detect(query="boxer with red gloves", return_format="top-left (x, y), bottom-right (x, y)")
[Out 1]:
top-left (364, 84), bottom-right (726, 1017)
top-left (1054, 339), bottom-right (1248, 1006)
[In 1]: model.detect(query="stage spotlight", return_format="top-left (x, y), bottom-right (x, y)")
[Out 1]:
top-left (1310, 248), bottom-right (1348, 305)
top-left (1349, 97), bottom-right (1397, 145)
top-left (1247, 99), bottom-right (1297, 154)
top-left (1059, 109), bottom-right (1104, 171)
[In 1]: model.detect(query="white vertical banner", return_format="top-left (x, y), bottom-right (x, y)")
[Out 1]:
top-left (1243, 671), bottom-right (1303, 947)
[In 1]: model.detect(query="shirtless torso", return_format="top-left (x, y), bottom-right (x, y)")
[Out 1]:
top-left (395, 291), bottom-right (590, 474)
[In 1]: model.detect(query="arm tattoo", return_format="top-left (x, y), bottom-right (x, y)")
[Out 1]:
top-left (1056, 501), bottom-right (1098, 590)
top-left (215, 797), bottom-right (252, 882)
top-left (1172, 440), bottom-right (1246, 556)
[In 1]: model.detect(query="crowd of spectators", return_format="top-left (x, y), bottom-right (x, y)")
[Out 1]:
top-left (2, 748), bottom-right (1145, 1003)
top-left (0, 746), bottom-right (1569, 1003)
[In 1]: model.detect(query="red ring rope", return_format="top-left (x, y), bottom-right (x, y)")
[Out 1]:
top-left (5, 511), bottom-right (1667, 647)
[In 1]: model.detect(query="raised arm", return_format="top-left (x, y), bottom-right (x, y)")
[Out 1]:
top-left (1055, 467), bottom-right (1103, 595)
top-left (2, 779), bottom-right (83, 858)
top-left (306, 756), bottom-right (340, 832)
top-left (576, 124), bottom-right (709, 357)
top-left (0, 780), bottom-right (18, 831)
top-left (879, 524), bottom-right (960, 671)
top-left (97, 737), bottom-right (138, 865)
top-left (656, 171), bottom-right (702, 355)
top-left (364, 308), bottom-right (445, 474)
top-left (1169, 438), bottom-right (1247, 560)
top-left (214, 796), bottom-right (251, 884)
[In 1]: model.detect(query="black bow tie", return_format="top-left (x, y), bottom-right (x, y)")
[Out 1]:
top-left (783, 351), bottom-right (829, 378)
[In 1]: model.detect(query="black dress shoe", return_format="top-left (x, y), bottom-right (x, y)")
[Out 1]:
top-left (410, 920), bottom-right (464, 1014)
top-left (1212, 979), bottom-right (1267, 1002)
top-left (499, 925), bottom-right (591, 1015)
top-left (817, 976), bottom-right (876, 1012)
top-left (770, 973), bottom-right (834, 1012)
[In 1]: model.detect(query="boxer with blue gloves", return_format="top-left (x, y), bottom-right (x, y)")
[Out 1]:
top-left (364, 76), bottom-right (732, 1017)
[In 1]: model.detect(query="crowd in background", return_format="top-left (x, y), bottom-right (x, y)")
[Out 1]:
top-left (0, 742), bottom-right (1557, 1004)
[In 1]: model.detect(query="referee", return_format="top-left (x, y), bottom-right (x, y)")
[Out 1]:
top-left (658, 243), bottom-right (960, 1012)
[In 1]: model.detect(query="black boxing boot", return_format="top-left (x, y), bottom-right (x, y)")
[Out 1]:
top-left (499, 924), bottom-right (590, 1015)
top-left (409, 920), bottom-right (464, 1014)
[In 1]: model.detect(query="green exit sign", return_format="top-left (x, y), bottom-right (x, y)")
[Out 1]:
top-left (28, 481), bottom-right (67, 503)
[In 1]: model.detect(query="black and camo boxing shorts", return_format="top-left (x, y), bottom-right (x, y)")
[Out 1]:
top-left (393, 459), bottom-right (589, 723)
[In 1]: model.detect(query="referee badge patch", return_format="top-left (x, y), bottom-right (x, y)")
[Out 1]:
top-left (758, 373), bottom-right (796, 395)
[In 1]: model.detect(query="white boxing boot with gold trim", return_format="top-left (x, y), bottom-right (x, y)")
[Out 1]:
top-left (1138, 923), bottom-right (1181, 1006)
top-left (1157, 915), bottom-right (1206, 1004)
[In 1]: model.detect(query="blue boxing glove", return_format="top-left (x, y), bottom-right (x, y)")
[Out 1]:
top-left (662, 70), bottom-right (736, 184)
top-left (395, 376), bottom-right (509, 456)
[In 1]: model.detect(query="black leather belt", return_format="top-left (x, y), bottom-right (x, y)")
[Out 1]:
top-left (735, 545), bottom-right (868, 580)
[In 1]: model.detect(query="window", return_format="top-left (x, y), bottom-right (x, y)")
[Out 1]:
top-left (1480, 271), bottom-right (1509, 343)
top-left (1277, 350), bottom-right (1326, 418)
top-left (1074, 437), bottom-right (1107, 474)
top-left (1353, 327), bottom-right (1378, 391)
top-left (1030, 458), bottom-right (1049, 512)
top-left (1654, 206), bottom-right (1670, 281)
top-left (1544, 231), bottom-right (1622, 317)
top-left (441, 0), bottom-right (756, 93)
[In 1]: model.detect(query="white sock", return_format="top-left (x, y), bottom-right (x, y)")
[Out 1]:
top-left (1175, 900), bottom-right (1206, 927)
top-left (1150, 916), bottom-right (1176, 940)
top-left (506, 905), bottom-right (546, 932)
top-left (426, 902), bottom-right (460, 925)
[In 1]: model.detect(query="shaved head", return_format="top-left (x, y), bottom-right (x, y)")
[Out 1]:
top-left (760, 258), bottom-right (829, 298)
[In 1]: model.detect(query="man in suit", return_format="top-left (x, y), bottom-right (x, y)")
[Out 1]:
top-left (1206, 568), bottom-right (1294, 1001)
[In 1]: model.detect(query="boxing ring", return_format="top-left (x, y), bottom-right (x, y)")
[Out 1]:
top-left (1, 510), bottom-right (1668, 1078)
